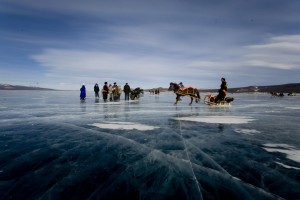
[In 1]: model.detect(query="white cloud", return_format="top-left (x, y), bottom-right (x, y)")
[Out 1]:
top-left (30, 48), bottom-right (218, 87)
top-left (30, 34), bottom-right (300, 89)
top-left (244, 35), bottom-right (300, 70)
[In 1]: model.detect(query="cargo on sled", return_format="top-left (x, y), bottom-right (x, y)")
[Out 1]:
top-left (204, 94), bottom-right (234, 107)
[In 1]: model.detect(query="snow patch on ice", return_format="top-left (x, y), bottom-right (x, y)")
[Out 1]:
top-left (263, 143), bottom-right (294, 149)
top-left (274, 161), bottom-right (300, 170)
top-left (90, 121), bottom-right (160, 131)
top-left (234, 129), bottom-right (261, 135)
top-left (176, 116), bottom-right (255, 124)
top-left (262, 143), bottom-right (300, 164)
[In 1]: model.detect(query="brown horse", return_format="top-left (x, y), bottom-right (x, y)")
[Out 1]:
top-left (168, 82), bottom-right (201, 105)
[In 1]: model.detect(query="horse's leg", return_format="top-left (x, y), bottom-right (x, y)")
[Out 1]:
top-left (189, 97), bottom-right (193, 105)
top-left (195, 91), bottom-right (200, 103)
top-left (174, 94), bottom-right (179, 105)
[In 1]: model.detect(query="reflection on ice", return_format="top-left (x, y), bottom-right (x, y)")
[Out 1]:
top-left (175, 116), bottom-right (256, 124)
top-left (262, 143), bottom-right (300, 163)
top-left (90, 121), bottom-right (160, 131)
top-left (95, 101), bottom-right (123, 105)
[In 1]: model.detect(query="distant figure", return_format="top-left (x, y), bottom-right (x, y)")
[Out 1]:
top-left (288, 92), bottom-right (296, 96)
top-left (215, 77), bottom-right (228, 103)
top-left (108, 84), bottom-right (113, 101)
top-left (178, 82), bottom-right (184, 88)
top-left (123, 83), bottom-right (131, 100)
top-left (112, 82), bottom-right (120, 101)
top-left (270, 92), bottom-right (284, 97)
top-left (102, 82), bottom-right (108, 102)
top-left (270, 92), bottom-right (278, 96)
top-left (94, 83), bottom-right (100, 98)
top-left (80, 83), bottom-right (86, 100)
top-left (130, 87), bottom-right (142, 100)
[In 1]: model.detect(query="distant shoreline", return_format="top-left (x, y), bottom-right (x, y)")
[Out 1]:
top-left (0, 84), bottom-right (57, 91)
top-left (1, 83), bottom-right (300, 93)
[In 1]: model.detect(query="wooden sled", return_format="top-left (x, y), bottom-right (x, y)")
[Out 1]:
top-left (204, 94), bottom-right (234, 107)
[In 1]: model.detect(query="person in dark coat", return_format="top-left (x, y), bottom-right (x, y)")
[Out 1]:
top-left (215, 77), bottom-right (228, 103)
top-left (102, 82), bottom-right (108, 102)
top-left (94, 83), bottom-right (100, 98)
top-left (123, 83), bottom-right (131, 100)
top-left (80, 84), bottom-right (86, 100)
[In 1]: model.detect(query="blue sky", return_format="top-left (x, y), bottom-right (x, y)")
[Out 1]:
top-left (1, 0), bottom-right (300, 90)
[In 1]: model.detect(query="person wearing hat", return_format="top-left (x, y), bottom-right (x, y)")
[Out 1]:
top-left (80, 83), bottom-right (86, 100)
top-left (178, 82), bottom-right (184, 88)
top-left (102, 82), bottom-right (108, 102)
top-left (123, 83), bottom-right (131, 101)
top-left (215, 77), bottom-right (228, 103)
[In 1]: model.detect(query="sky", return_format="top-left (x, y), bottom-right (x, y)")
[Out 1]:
top-left (1, 0), bottom-right (300, 90)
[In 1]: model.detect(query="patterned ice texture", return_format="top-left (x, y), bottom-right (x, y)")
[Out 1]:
top-left (0, 90), bottom-right (299, 199)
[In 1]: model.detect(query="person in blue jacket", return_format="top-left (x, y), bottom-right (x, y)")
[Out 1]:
top-left (80, 83), bottom-right (86, 100)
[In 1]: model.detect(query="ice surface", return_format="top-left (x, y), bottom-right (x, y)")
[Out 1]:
top-left (0, 91), bottom-right (299, 199)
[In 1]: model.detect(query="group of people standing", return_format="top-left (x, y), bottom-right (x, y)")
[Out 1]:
top-left (80, 82), bottom-right (131, 101)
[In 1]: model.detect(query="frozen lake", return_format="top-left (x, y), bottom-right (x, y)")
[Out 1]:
top-left (0, 90), bottom-right (299, 199)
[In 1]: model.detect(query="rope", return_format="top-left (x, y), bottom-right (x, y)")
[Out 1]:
top-left (177, 114), bottom-right (203, 200)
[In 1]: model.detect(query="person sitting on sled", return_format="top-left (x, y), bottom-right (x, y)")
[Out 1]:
top-left (215, 77), bottom-right (227, 103)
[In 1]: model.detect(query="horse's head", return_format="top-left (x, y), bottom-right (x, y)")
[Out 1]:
top-left (168, 82), bottom-right (179, 92)
top-left (168, 83), bottom-right (174, 91)
top-left (134, 87), bottom-right (141, 94)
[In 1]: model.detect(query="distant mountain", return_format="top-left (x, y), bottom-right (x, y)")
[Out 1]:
top-left (220, 83), bottom-right (300, 93)
top-left (146, 83), bottom-right (300, 93)
top-left (0, 84), bottom-right (55, 90)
